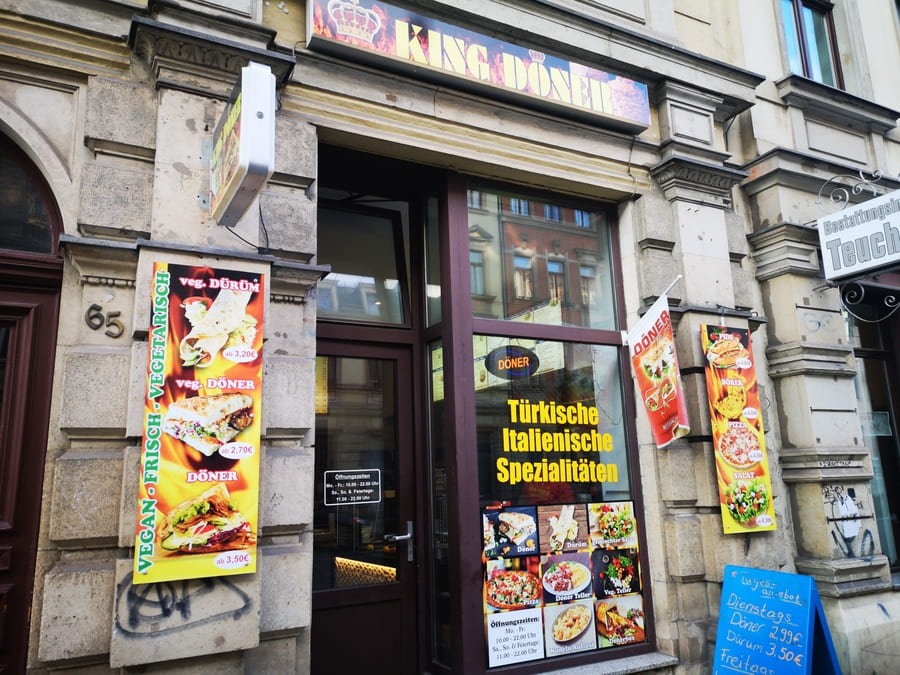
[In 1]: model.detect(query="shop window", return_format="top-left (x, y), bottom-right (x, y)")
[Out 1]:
top-left (471, 250), bottom-right (486, 296)
top-left (471, 334), bottom-right (645, 666)
top-left (781, 0), bottom-right (843, 88)
top-left (0, 137), bottom-right (54, 254)
top-left (468, 188), bottom-right (615, 329)
top-left (847, 310), bottom-right (900, 568)
top-left (432, 180), bottom-right (650, 671)
top-left (547, 259), bottom-right (566, 302)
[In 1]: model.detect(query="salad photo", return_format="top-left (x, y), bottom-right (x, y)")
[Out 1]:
top-left (593, 548), bottom-right (640, 597)
top-left (724, 477), bottom-right (770, 525)
top-left (589, 502), bottom-right (637, 548)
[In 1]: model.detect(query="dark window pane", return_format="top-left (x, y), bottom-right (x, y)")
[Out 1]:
top-left (316, 204), bottom-right (405, 324)
top-left (0, 147), bottom-right (53, 253)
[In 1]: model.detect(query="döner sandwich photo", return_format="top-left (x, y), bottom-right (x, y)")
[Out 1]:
top-left (157, 483), bottom-right (255, 553)
top-left (162, 393), bottom-right (253, 456)
top-left (498, 511), bottom-right (536, 546)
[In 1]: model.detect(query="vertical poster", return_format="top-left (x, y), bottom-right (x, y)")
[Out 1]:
top-left (626, 294), bottom-right (690, 448)
top-left (133, 262), bottom-right (265, 584)
top-left (700, 325), bottom-right (776, 534)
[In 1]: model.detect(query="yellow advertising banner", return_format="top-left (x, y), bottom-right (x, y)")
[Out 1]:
top-left (700, 325), bottom-right (776, 534)
top-left (133, 262), bottom-right (265, 584)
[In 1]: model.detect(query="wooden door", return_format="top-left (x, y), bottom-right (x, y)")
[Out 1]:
top-left (0, 281), bottom-right (59, 672)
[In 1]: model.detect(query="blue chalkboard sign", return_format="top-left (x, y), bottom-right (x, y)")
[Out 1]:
top-left (713, 565), bottom-right (842, 675)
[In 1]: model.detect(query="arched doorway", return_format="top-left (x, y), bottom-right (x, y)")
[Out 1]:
top-left (0, 133), bottom-right (63, 672)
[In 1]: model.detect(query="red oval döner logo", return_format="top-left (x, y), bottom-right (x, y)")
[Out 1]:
top-left (486, 346), bottom-right (540, 379)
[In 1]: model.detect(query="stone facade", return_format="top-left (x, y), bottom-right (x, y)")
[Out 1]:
top-left (1, 0), bottom-right (899, 673)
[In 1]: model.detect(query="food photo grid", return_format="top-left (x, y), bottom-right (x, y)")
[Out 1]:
top-left (482, 501), bottom-right (647, 667)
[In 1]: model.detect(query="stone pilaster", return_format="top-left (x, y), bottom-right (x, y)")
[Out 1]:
top-left (746, 221), bottom-right (892, 597)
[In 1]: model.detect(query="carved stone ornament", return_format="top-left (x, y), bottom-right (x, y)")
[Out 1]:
top-left (128, 16), bottom-right (294, 98)
top-left (650, 155), bottom-right (748, 206)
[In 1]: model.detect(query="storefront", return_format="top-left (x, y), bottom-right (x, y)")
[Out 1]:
top-left (307, 147), bottom-right (660, 671)
top-left (3, 1), bottom-right (900, 673)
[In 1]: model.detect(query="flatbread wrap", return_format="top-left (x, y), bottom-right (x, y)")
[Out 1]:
top-left (179, 289), bottom-right (255, 367)
top-left (498, 511), bottom-right (536, 545)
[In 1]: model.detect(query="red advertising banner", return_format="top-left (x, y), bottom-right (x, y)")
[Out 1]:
top-left (700, 325), bottom-right (776, 534)
top-left (133, 263), bottom-right (264, 584)
top-left (626, 295), bottom-right (690, 448)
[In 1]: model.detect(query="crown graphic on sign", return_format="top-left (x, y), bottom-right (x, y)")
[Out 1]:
top-left (528, 49), bottom-right (546, 64)
top-left (328, 0), bottom-right (382, 43)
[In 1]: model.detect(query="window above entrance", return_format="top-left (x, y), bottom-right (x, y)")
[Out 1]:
top-left (316, 201), bottom-right (408, 325)
top-left (466, 188), bottom-right (617, 330)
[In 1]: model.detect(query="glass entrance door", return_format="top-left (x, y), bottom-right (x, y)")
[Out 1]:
top-left (311, 346), bottom-right (417, 674)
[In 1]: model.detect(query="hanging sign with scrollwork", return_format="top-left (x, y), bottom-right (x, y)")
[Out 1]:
top-left (816, 186), bottom-right (900, 281)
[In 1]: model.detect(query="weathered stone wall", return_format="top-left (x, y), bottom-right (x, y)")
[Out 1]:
top-left (0, 2), bottom-right (320, 670)
top-left (4, 0), bottom-right (900, 673)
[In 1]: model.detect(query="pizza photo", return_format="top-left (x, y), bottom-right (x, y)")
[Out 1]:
top-left (718, 422), bottom-right (762, 468)
top-left (485, 569), bottom-right (541, 610)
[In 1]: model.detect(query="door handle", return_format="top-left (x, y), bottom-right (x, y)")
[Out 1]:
top-left (385, 520), bottom-right (414, 562)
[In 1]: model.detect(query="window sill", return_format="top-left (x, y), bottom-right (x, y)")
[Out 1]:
top-left (541, 650), bottom-right (679, 674)
top-left (775, 75), bottom-right (899, 135)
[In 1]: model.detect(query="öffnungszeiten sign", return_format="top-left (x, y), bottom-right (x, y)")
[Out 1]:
top-left (817, 189), bottom-right (900, 281)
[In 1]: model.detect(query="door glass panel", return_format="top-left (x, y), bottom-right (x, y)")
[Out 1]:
top-left (316, 204), bottom-right (406, 324)
top-left (425, 196), bottom-right (442, 325)
top-left (466, 187), bottom-right (616, 329)
top-left (313, 355), bottom-right (400, 588)
top-left (427, 340), bottom-right (451, 664)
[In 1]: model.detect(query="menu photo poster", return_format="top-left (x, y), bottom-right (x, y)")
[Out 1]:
top-left (700, 324), bottom-right (776, 535)
top-left (133, 262), bottom-right (265, 584)
top-left (481, 500), bottom-right (649, 668)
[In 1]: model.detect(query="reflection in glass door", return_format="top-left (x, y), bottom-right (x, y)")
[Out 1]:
top-left (311, 350), bottom-right (417, 675)
top-left (313, 355), bottom-right (401, 588)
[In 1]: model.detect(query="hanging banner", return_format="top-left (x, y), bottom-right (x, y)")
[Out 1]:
top-left (133, 262), bottom-right (265, 584)
top-left (700, 325), bottom-right (776, 534)
top-left (626, 294), bottom-right (690, 448)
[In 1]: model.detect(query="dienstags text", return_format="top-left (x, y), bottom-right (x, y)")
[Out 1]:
top-left (497, 399), bottom-right (618, 486)
top-left (136, 268), bottom-right (169, 574)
